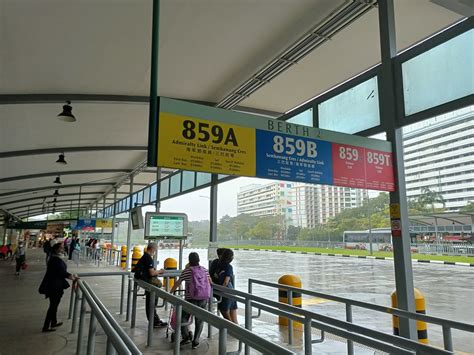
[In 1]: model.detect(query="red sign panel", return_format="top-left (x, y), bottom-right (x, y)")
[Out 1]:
top-left (364, 149), bottom-right (395, 191)
top-left (332, 144), bottom-right (366, 189)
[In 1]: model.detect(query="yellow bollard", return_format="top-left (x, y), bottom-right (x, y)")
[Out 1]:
top-left (120, 246), bottom-right (127, 269)
top-left (391, 288), bottom-right (428, 344)
top-left (131, 247), bottom-right (142, 270)
top-left (164, 258), bottom-right (177, 290)
top-left (278, 275), bottom-right (302, 329)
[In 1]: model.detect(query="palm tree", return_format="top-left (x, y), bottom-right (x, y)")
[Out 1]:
top-left (417, 187), bottom-right (445, 213)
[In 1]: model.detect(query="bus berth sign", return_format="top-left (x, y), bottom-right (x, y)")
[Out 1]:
top-left (154, 98), bottom-right (395, 191)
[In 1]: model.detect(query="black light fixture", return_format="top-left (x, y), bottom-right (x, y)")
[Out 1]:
top-left (57, 100), bottom-right (76, 122)
top-left (52, 208), bottom-right (56, 214)
top-left (53, 189), bottom-right (60, 197)
top-left (56, 153), bottom-right (67, 164)
top-left (53, 176), bottom-right (62, 184)
top-left (53, 198), bottom-right (57, 203)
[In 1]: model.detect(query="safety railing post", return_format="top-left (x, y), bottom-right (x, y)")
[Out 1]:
top-left (218, 328), bottom-right (227, 355)
top-left (207, 296), bottom-right (213, 339)
top-left (86, 314), bottom-right (97, 355)
top-left (71, 289), bottom-right (81, 333)
top-left (68, 283), bottom-right (76, 319)
top-left (120, 274), bottom-right (126, 314)
top-left (288, 289), bottom-right (294, 345)
top-left (174, 304), bottom-right (182, 355)
top-left (147, 290), bottom-right (155, 347)
top-left (346, 304), bottom-right (354, 355)
top-left (304, 315), bottom-right (312, 355)
top-left (244, 298), bottom-right (252, 355)
top-left (126, 276), bottom-right (132, 321)
top-left (131, 281), bottom-right (138, 328)
top-left (442, 325), bottom-right (453, 352)
top-left (106, 338), bottom-right (116, 355)
top-left (76, 290), bottom-right (87, 355)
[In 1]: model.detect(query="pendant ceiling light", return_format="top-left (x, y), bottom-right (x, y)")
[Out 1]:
top-left (53, 189), bottom-right (60, 197)
top-left (57, 101), bottom-right (76, 122)
top-left (53, 176), bottom-right (62, 184)
top-left (52, 208), bottom-right (56, 214)
top-left (53, 198), bottom-right (57, 203)
top-left (56, 153), bottom-right (67, 164)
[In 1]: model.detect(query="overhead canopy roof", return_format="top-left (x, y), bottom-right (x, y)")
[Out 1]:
top-left (409, 212), bottom-right (474, 227)
top-left (0, 0), bottom-right (465, 219)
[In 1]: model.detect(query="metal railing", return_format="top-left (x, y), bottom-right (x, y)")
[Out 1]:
top-left (133, 279), bottom-right (294, 355)
top-left (211, 283), bottom-right (457, 355)
top-left (70, 278), bottom-right (141, 355)
top-left (248, 278), bottom-right (474, 353)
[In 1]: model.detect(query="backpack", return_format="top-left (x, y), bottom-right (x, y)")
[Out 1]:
top-left (189, 266), bottom-right (211, 300)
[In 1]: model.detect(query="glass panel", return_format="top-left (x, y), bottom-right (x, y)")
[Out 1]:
top-left (170, 174), bottom-right (181, 195)
top-left (182, 171), bottom-right (195, 191)
top-left (196, 172), bottom-right (211, 186)
top-left (160, 179), bottom-right (169, 199)
top-left (124, 197), bottom-right (130, 211)
top-left (131, 193), bottom-right (138, 208)
top-left (218, 174), bottom-right (228, 180)
top-left (287, 108), bottom-right (313, 126)
top-left (143, 187), bottom-right (150, 204)
top-left (137, 190), bottom-right (144, 205)
top-left (150, 183), bottom-right (157, 203)
top-left (318, 76), bottom-right (380, 133)
top-left (402, 30), bottom-right (474, 116)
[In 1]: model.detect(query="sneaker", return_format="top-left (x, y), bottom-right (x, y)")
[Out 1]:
top-left (180, 331), bottom-right (192, 346)
top-left (51, 322), bottom-right (63, 328)
top-left (153, 320), bottom-right (167, 328)
top-left (42, 328), bottom-right (56, 333)
top-left (192, 341), bottom-right (200, 349)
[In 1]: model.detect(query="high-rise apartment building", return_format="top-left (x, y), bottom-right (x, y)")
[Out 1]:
top-left (403, 106), bottom-right (474, 211)
top-left (293, 184), bottom-right (366, 228)
top-left (237, 182), bottom-right (294, 219)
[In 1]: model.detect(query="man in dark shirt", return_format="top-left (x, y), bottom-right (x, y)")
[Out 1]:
top-left (134, 242), bottom-right (167, 327)
top-left (209, 248), bottom-right (225, 284)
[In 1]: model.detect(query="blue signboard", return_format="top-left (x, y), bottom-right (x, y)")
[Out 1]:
top-left (256, 130), bottom-right (333, 184)
top-left (77, 218), bottom-right (96, 230)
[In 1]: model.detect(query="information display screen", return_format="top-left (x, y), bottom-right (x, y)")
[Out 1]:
top-left (145, 212), bottom-right (188, 239)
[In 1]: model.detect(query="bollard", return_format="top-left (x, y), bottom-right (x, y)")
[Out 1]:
top-left (120, 245), bottom-right (127, 269)
top-left (278, 274), bottom-right (302, 329)
top-left (131, 247), bottom-right (142, 270)
top-left (391, 288), bottom-right (428, 344)
top-left (164, 258), bottom-right (177, 290)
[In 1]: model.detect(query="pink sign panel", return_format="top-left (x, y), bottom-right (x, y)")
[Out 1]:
top-left (332, 143), bottom-right (366, 189)
top-left (365, 149), bottom-right (395, 191)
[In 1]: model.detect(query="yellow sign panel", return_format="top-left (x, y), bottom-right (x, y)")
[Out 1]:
top-left (389, 203), bottom-right (401, 219)
top-left (158, 112), bottom-right (256, 176)
top-left (96, 219), bottom-right (112, 228)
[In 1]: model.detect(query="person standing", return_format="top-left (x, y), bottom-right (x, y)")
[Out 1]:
top-left (14, 241), bottom-right (26, 275)
top-left (68, 237), bottom-right (76, 260)
top-left (216, 248), bottom-right (238, 324)
top-left (39, 241), bottom-right (78, 332)
top-left (170, 252), bottom-right (211, 349)
top-left (43, 238), bottom-right (52, 265)
top-left (134, 243), bottom-right (167, 327)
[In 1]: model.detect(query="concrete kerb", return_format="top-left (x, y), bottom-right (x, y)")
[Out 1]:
top-left (230, 248), bottom-right (474, 267)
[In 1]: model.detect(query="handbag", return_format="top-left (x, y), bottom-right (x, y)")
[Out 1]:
top-left (21, 262), bottom-right (28, 270)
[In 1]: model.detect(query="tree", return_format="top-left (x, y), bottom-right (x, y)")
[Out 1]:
top-left (460, 202), bottom-right (474, 212)
top-left (417, 187), bottom-right (445, 213)
top-left (286, 225), bottom-right (300, 241)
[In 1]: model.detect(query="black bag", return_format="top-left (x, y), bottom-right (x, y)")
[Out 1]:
top-left (38, 277), bottom-right (47, 295)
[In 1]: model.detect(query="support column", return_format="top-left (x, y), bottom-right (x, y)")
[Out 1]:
top-left (154, 168), bottom-right (161, 267)
top-left (101, 197), bottom-right (106, 241)
top-left (110, 187), bottom-right (117, 264)
top-left (209, 174), bottom-right (218, 244)
top-left (126, 175), bottom-right (134, 271)
top-left (377, 0), bottom-right (416, 340)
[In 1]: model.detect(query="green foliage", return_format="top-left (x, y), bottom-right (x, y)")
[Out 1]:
top-left (460, 202), bottom-right (474, 212)
top-left (417, 187), bottom-right (445, 213)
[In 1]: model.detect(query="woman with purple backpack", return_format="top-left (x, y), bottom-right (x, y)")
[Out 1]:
top-left (170, 252), bottom-right (212, 349)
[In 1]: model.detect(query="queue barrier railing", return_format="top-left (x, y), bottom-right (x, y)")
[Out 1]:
top-left (132, 279), bottom-right (294, 355)
top-left (248, 278), bottom-right (474, 354)
top-left (211, 284), bottom-right (456, 355)
top-left (70, 278), bottom-right (141, 355)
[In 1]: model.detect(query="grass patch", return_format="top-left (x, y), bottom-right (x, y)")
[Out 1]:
top-left (225, 245), bottom-right (474, 264)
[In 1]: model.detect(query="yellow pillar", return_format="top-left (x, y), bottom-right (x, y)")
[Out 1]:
top-left (120, 245), bottom-right (127, 269)
top-left (131, 246), bottom-right (142, 270)
top-left (164, 258), bottom-right (177, 290)
top-left (278, 274), bottom-right (302, 329)
top-left (391, 288), bottom-right (428, 344)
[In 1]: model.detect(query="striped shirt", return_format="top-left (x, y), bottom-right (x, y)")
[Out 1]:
top-left (180, 266), bottom-right (210, 300)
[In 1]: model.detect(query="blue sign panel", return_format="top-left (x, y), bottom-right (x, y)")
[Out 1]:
top-left (77, 218), bottom-right (96, 230)
top-left (255, 130), bottom-right (333, 184)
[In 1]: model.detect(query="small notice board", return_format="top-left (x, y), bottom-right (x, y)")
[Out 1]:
top-left (144, 212), bottom-right (188, 240)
